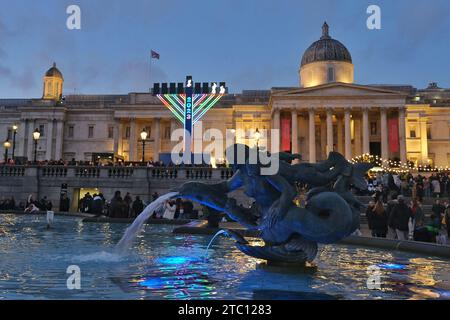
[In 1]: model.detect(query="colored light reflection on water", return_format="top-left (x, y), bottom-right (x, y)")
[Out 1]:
top-left (378, 263), bottom-right (407, 270)
top-left (156, 256), bottom-right (203, 265)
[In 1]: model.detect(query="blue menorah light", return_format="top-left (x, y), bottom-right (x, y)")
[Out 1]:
top-left (153, 76), bottom-right (226, 154)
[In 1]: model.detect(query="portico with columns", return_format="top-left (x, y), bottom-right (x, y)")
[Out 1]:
top-left (270, 82), bottom-right (408, 163)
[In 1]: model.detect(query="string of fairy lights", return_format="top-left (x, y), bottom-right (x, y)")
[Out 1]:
top-left (350, 153), bottom-right (450, 174)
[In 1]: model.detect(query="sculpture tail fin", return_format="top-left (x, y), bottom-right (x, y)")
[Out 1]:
top-left (350, 163), bottom-right (374, 190)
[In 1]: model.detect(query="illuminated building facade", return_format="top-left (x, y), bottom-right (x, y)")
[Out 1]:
top-left (0, 23), bottom-right (449, 168)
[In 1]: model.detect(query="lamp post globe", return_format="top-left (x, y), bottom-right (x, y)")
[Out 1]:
top-left (3, 139), bottom-right (11, 163)
top-left (140, 128), bottom-right (148, 163)
top-left (11, 125), bottom-right (18, 160)
top-left (33, 128), bottom-right (41, 163)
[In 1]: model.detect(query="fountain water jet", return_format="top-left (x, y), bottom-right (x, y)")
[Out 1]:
top-left (116, 192), bottom-right (178, 253)
top-left (204, 230), bottom-right (228, 259)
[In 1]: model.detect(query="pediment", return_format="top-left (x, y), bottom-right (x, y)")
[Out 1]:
top-left (272, 83), bottom-right (407, 98)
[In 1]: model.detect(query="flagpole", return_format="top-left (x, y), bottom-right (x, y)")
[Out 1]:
top-left (149, 54), bottom-right (152, 92)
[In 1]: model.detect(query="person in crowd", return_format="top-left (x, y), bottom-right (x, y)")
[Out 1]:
top-left (411, 199), bottom-right (425, 228)
top-left (131, 196), bottom-right (144, 218)
top-left (182, 199), bottom-right (194, 219)
top-left (109, 191), bottom-right (127, 218)
top-left (152, 192), bottom-right (159, 202)
top-left (432, 199), bottom-right (446, 227)
top-left (365, 200), bottom-right (375, 232)
top-left (174, 198), bottom-right (183, 219)
top-left (386, 193), bottom-right (399, 239)
top-left (90, 194), bottom-right (104, 217)
top-left (445, 203), bottom-right (450, 237)
top-left (59, 193), bottom-right (70, 212)
top-left (124, 192), bottom-right (133, 216)
top-left (423, 178), bottom-right (431, 198)
top-left (390, 195), bottom-right (412, 240)
top-left (432, 178), bottom-right (441, 198)
top-left (367, 199), bottom-right (388, 238)
top-left (80, 192), bottom-right (93, 213)
top-left (163, 200), bottom-right (177, 220)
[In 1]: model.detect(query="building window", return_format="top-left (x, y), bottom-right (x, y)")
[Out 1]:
top-left (108, 126), bottom-right (114, 139)
top-left (125, 126), bottom-right (130, 139)
top-left (164, 126), bottom-right (171, 140)
top-left (410, 129), bottom-right (416, 138)
top-left (327, 67), bottom-right (335, 82)
top-left (427, 126), bottom-right (432, 139)
top-left (370, 122), bottom-right (377, 135)
top-left (88, 126), bottom-right (94, 139)
top-left (68, 125), bottom-right (74, 138)
top-left (39, 124), bottom-right (45, 137)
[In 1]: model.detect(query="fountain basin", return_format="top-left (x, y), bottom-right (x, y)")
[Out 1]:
top-left (1, 214), bottom-right (450, 300)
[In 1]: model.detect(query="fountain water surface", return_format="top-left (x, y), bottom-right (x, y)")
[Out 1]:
top-left (116, 192), bottom-right (178, 252)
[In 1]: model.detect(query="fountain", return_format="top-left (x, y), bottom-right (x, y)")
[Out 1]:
top-left (173, 144), bottom-right (373, 267)
top-left (116, 144), bottom-right (373, 269)
top-left (116, 192), bottom-right (178, 253)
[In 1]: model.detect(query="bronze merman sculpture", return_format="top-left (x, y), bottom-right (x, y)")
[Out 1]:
top-left (176, 144), bottom-right (373, 265)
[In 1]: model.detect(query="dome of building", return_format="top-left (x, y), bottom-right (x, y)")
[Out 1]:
top-left (299, 22), bottom-right (354, 88)
top-left (301, 22), bottom-right (352, 67)
top-left (45, 62), bottom-right (63, 79)
top-left (43, 62), bottom-right (64, 100)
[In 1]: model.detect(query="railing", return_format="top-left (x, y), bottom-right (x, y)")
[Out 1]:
top-left (41, 167), bottom-right (68, 177)
top-left (74, 167), bottom-right (100, 178)
top-left (108, 167), bottom-right (134, 178)
top-left (151, 168), bottom-right (178, 179)
top-left (0, 165), bottom-right (234, 181)
top-left (0, 166), bottom-right (25, 176)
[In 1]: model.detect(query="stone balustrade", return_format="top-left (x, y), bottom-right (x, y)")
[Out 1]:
top-left (0, 165), bottom-right (236, 210)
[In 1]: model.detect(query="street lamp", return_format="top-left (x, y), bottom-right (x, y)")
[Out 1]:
top-left (12, 124), bottom-right (18, 160)
top-left (3, 139), bottom-right (11, 163)
top-left (33, 128), bottom-right (41, 163)
top-left (254, 128), bottom-right (261, 149)
top-left (140, 128), bottom-right (148, 163)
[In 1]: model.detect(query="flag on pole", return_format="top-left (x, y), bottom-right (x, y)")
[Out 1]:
top-left (151, 50), bottom-right (160, 60)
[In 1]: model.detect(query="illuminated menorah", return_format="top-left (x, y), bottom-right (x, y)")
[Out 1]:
top-left (153, 76), bottom-right (226, 157)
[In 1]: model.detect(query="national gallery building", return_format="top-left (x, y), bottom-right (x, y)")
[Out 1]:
top-left (1, 23), bottom-right (450, 168)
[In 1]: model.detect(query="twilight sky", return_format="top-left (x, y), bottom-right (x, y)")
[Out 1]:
top-left (0, 0), bottom-right (449, 98)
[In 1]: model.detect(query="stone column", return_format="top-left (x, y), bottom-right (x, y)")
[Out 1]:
top-left (308, 108), bottom-right (316, 163)
top-left (326, 109), bottom-right (333, 155)
top-left (272, 108), bottom-right (280, 149)
top-left (129, 119), bottom-right (137, 162)
top-left (45, 120), bottom-right (54, 160)
top-left (398, 107), bottom-right (407, 164)
top-left (54, 120), bottom-right (64, 160)
top-left (380, 108), bottom-right (389, 161)
top-left (291, 109), bottom-right (299, 154)
top-left (344, 109), bottom-right (352, 159)
top-left (354, 118), bottom-right (362, 156)
top-left (419, 118), bottom-right (428, 165)
top-left (27, 119), bottom-right (36, 161)
top-left (113, 123), bottom-right (119, 155)
top-left (153, 118), bottom-right (161, 162)
top-left (337, 114), bottom-right (344, 155)
top-left (362, 107), bottom-right (370, 154)
top-left (16, 119), bottom-right (26, 158)
top-left (320, 114), bottom-right (327, 160)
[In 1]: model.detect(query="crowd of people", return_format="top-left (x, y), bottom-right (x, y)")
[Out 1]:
top-left (366, 194), bottom-right (450, 244)
top-left (2, 157), bottom-right (223, 168)
top-left (77, 191), bottom-right (196, 220)
top-left (366, 172), bottom-right (450, 200)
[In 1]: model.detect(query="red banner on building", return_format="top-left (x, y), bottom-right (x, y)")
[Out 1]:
top-left (281, 116), bottom-right (291, 152)
top-left (388, 118), bottom-right (399, 154)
